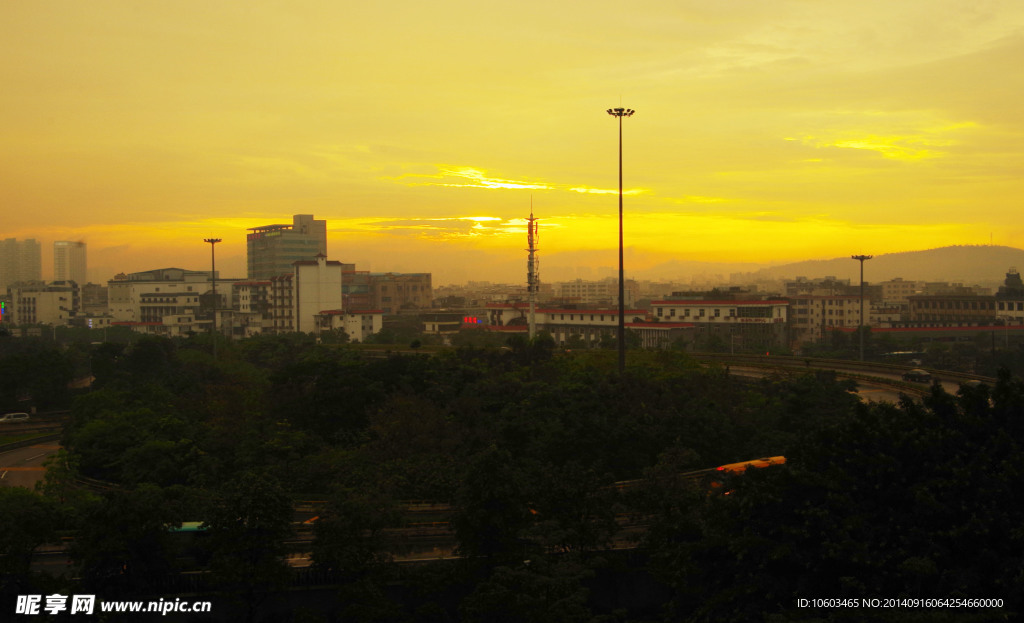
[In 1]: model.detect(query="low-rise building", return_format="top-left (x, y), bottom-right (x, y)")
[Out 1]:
top-left (539, 307), bottom-right (649, 347)
top-left (370, 272), bottom-right (433, 313)
top-left (877, 278), bottom-right (921, 304)
top-left (788, 294), bottom-right (862, 343)
top-left (232, 280), bottom-right (273, 338)
top-left (107, 268), bottom-right (214, 323)
top-left (314, 309), bottom-right (384, 343)
top-left (7, 282), bottom-right (77, 325)
top-left (652, 298), bottom-right (789, 351)
top-left (551, 278), bottom-right (638, 307)
top-left (907, 294), bottom-right (996, 326)
top-left (995, 268), bottom-right (1024, 324)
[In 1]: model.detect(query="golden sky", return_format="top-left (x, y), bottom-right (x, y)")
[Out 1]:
top-left (3, 1), bottom-right (1024, 284)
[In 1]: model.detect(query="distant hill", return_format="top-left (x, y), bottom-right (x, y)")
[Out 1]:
top-left (748, 245), bottom-right (1024, 285)
top-left (635, 245), bottom-right (1024, 286)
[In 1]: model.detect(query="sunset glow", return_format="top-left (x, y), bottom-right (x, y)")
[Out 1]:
top-left (3, 1), bottom-right (1024, 284)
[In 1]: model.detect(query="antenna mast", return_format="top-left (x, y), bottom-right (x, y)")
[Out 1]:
top-left (526, 200), bottom-right (540, 340)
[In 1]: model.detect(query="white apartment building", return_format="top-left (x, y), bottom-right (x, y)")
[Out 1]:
top-left (264, 256), bottom-right (382, 341)
top-left (877, 278), bottom-right (920, 304)
top-left (652, 299), bottom-right (789, 351)
top-left (651, 299), bottom-right (788, 324)
top-left (789, 294), bottom-right (863, 342)
top-left (552, 279), bottom-right (637, 306)
top-left (485, 302), bottom-right (661, 347)
top-left (107, 268), bottom-right (212, 323)
top-left (316, 310), bottom-right (384, 343)
top-left (294, 255), bottom-right (343, 334)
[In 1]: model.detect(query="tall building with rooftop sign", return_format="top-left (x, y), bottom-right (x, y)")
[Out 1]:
top-left (246, 214), bottom-right (327, 280)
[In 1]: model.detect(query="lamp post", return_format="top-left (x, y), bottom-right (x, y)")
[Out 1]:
top-left (204, 238), bottom-right (221, 357)
top-left (851, 254), bottom-right (873, 361)
top-left (608, 106), bottom-right (634, 374)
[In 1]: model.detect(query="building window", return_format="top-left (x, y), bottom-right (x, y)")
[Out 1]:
top-left (714, 309), bottom-right (720, 317)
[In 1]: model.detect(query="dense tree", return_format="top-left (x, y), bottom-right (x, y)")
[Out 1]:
top-left (311, 486), bottom-right (401, 580)
top-left (0, 340), bottom-right (74, 410)
top-left (523, 461), bottom-right (620, 555)
top-left (644, 375), bottom-right (1024, 621)
top-left (202, 471), bottom-right (294, 623)
top-left (452, 446), bottom-right (534, 565)
top-left (459, 558), bottom-right (595, 623)
top-left (0, 488), bottom-right (62, 594)
top-left (38, 332), bottom-right (1024, 620)
top-left (71, 484), bottom-right (194, 594)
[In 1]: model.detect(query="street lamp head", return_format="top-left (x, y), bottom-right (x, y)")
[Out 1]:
top-left (204, 238), bottom-right (222, 244)
top-left (607, 107), bottom-right (635, 118)
top-left (851, 254), bottom-right (873, 261)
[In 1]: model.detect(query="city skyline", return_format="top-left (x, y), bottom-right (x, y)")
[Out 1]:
top-left (4, 1), bottom-right (1024, 285)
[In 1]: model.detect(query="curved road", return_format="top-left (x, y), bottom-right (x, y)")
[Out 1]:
top-left (0, 441), bottom-right (60, 489)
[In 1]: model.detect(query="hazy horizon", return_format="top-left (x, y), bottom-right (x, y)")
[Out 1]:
top-left (4, 1), bottom-right (1024, 285)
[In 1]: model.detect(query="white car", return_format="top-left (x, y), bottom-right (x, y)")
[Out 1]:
top-left (0, 412), bottom-right (30, 423)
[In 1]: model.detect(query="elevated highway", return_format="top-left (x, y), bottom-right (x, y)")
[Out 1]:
top-left (691, 353), bottom-right (995, 400)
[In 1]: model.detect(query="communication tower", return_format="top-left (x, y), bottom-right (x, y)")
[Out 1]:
top-left (526, 205), bottom-right (540, 339)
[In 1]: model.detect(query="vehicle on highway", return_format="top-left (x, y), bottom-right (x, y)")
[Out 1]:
top-left (902, 369), bottom-right (932, 383)
top-left (709, 456), bottom-right (786, 493)
top-left (0, 412), bottom-right (30, 423)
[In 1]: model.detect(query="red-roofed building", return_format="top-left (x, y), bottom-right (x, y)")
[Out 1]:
top-left (652, 299), bottom-right (789, 351)
top-left (484, 302), bottom-right (695, 349)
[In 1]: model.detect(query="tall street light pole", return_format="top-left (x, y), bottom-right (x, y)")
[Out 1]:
top-left (205, 238), bottom-right (222, 358)
top-left (608, 106), bottom-right (634, 374)
top-left (851, 254), bottom-right (873, 361)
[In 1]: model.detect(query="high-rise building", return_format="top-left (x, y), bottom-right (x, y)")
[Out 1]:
top-left (246, 214), bottom-right (327, 280)
top-left (54, 241), bottom-right (87, 284)
top-left (0, 238), bottom-right (42, 291)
